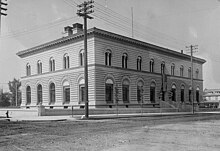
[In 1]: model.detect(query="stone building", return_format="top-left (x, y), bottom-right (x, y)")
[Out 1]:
top-left (17, 23), bottom-right (206, 109)
top-left (203, 89), bottom-right (220, 102)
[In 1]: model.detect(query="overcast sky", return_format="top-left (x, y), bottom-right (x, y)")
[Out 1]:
top-left (1, 0), bottom-right (220, 91)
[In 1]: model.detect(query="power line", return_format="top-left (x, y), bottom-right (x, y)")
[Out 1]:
top-left (0, 16), bottom-right (78, 39)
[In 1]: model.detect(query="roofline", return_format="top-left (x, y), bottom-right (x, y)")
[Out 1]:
top-left (16, 27), bottom-right (206, 64)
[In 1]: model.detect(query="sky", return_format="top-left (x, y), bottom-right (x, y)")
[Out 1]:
top-left (0, 0), bottom-right (220, 91)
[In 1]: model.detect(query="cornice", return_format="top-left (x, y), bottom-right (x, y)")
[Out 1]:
top-left (16, 27), bottom-right (206, 64)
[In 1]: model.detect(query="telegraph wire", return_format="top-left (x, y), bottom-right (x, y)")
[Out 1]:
top-left (61, 0), bottom-right (189, 49)
top-left (0, 16), bottom-right (78, 39)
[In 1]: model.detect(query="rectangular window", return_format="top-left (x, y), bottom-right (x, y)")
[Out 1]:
top-left (189, 90), bottom-right (192, 102)
top-left (181, 89), bottom-right (184, 102)
top-left (123, 85), bottom-right (129, 103)
top-left (137, 86), bottom-right (141, 103)
top-left (150, 87), bottom-right (155, 103)
top-left (196, 90), bottom-right (199, 103)
top-left (105, 84), bottom-right (113, 103)
top-left (80, 85), bottom-right (85, 102)
top-left (64, 87), bottom-right (70, 104)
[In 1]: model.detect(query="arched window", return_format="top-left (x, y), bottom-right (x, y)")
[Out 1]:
top-left (79, 50), bottom-right (84, 66)
top-left (196, 69), bottom-right (199, 79)
top-left (189, 86), bottom-right (192, 103)
top-left (137, 81), bottom-right (144, 103)
top-left (37, 84), bottom-right (42, 105)
top-left (122, 53), bottom-right (128, 69)
top-left (49, 83), bottom-right (55, 104)
top-left (171, 63), bottom-right (175, 76)
top-left (122, 79), bottom-right (130, 103)
top-left (49, 57), bottom-right (55, 72)
top-left (137, 56), bottom-right (142, 71)
top-left (26, 63), bottom-right (31, 76)
top-left (63, 81), bottom-right (70, 104)
top-left (79, 78), bottom-right (85, 103)
top-left (26, 86), bottom-right (31, 105)
top-left (180, 65), bottom-right (184, 77)
top-left (196, 87), bottom-right (200, 103)
top-left (105, 49), bottom-right (112, 66)
top-left (188, 67), bottom-right (191, 78)
top-left (37, 60), bottom-right (42, 74)
top-left (105, 79), bottom-right (113, 103)
top-left (161, 62), bottom-right (165, 74)
top-left (171, 84), bottom-right (176, 102)
top-left (63, 54), bottom-right (70, 69)
top-left (181, 85), bottom-right (185, 102)
top-left (150, 82), bottom-right (156, 103)
top-left (150, 59), bottom-right (154, 72)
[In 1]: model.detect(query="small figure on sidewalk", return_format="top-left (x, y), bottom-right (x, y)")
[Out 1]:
top-left (5, 110), bottom-right (9, 118)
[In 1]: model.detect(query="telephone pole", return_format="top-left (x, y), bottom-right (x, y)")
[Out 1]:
top-left (0, 0), bottom-right (7, 34)
top-left (77, 0), bottom-right (94, 119)
top-left (186, 45), bottom-right (198, 114)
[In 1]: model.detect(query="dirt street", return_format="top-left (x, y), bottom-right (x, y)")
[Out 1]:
top-left (1, 113), bottom-right (220, 151)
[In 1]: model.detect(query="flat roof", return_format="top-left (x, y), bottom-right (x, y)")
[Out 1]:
top-left (16, 27), bottom-right (206, 64)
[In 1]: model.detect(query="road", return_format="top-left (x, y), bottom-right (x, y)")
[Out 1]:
top-left (1, 113), bottom-right (220, 151)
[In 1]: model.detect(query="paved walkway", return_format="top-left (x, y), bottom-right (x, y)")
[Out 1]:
top-left (1, 111), bottom-right (219, 122)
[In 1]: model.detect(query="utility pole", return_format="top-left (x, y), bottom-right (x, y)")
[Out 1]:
top-left (15, 82), bottom-right (17, 106)
top-left (77, 0), bottom-right (94, 119)
top-left (0, 0), bottom-right (7, 34)
top-left (186, 45), bottom-right (198, 114)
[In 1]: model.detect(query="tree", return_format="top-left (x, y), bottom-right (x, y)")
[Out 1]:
top-left (0, 92), bottom-right (11, 107)
top-left (8, 78), bottom-right (21, 106)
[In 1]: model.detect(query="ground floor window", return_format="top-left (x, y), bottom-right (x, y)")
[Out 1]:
top-left (189, 87), bottom-right (192, 102)
top-left (122, 79), bottom-right (130, 103)
top-left (137, 81), bottom-right (144, 103)
top-left (79, 85), bottom-right (85, 103)
top-left (106, 83), bottom-right (113, 103)
top-left (37, 84), bottom-right (42, 105)
top-left (196, 87), bottom-right (200, 103)
top-left (49, 83), bottom-right (55, 104)
top-left (171, 84), bottom-right (176, 102)
top-left (181, 85), bottom-right (184, 103)
top-left (150, 82), bottom-right (156, 103)
top-left (63, 81), bottom-right (70, 104)
top-left (105, 79), bottom-right (114, 103)
top-left (64, 87), bottom-right (70, 104)
top-left (26, 86), bottom-right (31, 105)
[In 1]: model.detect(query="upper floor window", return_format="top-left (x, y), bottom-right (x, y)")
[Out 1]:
top-left (37, 60), bottom-right (42, 74)
top-left (188, 67), bottom-right (191, 78)
top-left (137, 56), bottom-right (142, 71)
top-left (196, 69), bottom-right (199, 79)
top-left (150, 59), bottom-right (154, 72)
top-left (63, 54), bottom-right (70, 69)
top-left (180, 65), bottom-right (184, 77)
top-left (161, 62), bottom-right (165, 74)
top-left (122, 53), bottom-right (128, 69)
top-left (49, 57), bottom-right (55, 72)
top-left (105, 49), bottom-right (112, 66)
top-left (171, 63), bottom-right (175, 76)
top-left (79, 50), bottom-right (84, 66)
top-left (26, 63), bottom-right (31, 76)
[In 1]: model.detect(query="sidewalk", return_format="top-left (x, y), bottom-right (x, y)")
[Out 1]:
top-left (1, 111), bottom-right (215, 122)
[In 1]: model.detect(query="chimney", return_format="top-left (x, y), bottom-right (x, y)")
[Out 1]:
top-left (72, 23), bottom-right (83, 34)
top-left (64, 26), bottom-right (73, 36)
top-left (181, 50), bottom-right (183, 54)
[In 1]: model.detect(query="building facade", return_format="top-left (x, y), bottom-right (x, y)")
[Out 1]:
top-left (203, 89), bottom-right (220, 102)
top-left (17, 23), bottom-right (206, 109)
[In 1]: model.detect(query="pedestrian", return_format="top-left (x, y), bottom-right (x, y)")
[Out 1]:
top-left (5, 110), bottom-right (9, 118)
